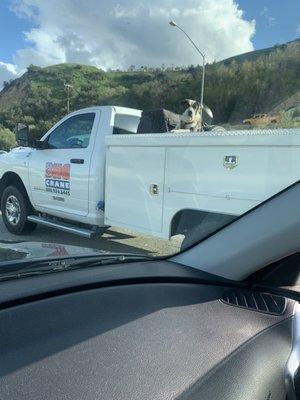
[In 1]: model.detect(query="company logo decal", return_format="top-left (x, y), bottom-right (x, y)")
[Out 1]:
top-left (223, 155), bottom-right (238, 170)
top-left (45, 162), bottom-right (70, 195)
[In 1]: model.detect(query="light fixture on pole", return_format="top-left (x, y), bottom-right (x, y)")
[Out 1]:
top-left (169, 20), bottom-right (207, 129)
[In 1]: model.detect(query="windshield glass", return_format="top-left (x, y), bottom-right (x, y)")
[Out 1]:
top-left (0, 1), bottom-right (299, 268)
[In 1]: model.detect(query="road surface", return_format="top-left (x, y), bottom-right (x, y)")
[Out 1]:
top-left (0, 217), bottom-right (181, 257)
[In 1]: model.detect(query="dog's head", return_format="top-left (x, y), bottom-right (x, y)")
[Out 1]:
top-left (180, 99), bottom-right (201, 124)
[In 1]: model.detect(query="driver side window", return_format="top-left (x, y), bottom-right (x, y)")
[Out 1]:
top-left (47, 113), bottom-right (95, 149)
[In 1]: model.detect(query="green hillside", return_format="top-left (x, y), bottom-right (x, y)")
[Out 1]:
top-left (222, 38), bottom-right (300, 65)
top-left (0, 38), bottom-right (299, 143)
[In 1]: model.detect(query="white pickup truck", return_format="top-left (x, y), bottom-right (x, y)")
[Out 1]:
top-left (0, 105), bottom-right (299, 246)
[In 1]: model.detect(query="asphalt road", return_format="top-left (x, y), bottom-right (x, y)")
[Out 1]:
top-left (0, 216), bottom-right (181, 257)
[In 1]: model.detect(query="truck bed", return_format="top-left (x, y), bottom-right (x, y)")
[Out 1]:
top-left (105, 129), bottom-right (300, 239)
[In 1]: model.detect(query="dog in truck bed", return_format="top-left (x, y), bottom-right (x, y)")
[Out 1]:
top-left (174, 99), bottom-right (202, 132)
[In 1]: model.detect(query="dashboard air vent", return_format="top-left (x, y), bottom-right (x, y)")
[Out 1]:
top-left (221, 289), bottom-right (286, 315)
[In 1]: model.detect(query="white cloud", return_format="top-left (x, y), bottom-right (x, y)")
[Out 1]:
top-left (2, 0), bottom-right (255, 88)
top-left (0, 62), bottom-right (22, 90)
top-left (260, 6), bottom-right (275, 26)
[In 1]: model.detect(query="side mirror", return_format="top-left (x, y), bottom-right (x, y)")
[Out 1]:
top-left (15, 123), bottom-right (47, 149)
top-left (15, 123), bottom-right (30, 147)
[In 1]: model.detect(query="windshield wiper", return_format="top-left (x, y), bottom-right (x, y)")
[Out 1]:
top-left (0, 253), bottom-right (154, 282)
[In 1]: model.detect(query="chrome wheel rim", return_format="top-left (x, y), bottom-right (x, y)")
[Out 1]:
top-left (5, 195), bottom-right (21, 226)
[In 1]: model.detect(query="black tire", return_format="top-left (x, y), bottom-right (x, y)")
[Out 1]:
top-left (1, 185), bottom-right (37, 235)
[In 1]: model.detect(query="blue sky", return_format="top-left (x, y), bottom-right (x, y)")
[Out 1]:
top-left (238, 0), bottom-right (300, 49)
top-left (0, 0), bottom-right (299, 87)
top-left (0, 0), bottom-right (31, 64)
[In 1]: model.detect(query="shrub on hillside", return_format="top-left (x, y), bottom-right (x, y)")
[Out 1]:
top-left (0, 125), bottom-right (16, 151)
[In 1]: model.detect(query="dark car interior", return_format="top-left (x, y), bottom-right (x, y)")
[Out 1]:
top-left (0, 254), bottom-right (299, 400)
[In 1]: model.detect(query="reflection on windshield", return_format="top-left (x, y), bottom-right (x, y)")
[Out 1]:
top-left (0, 241), bottom-right (107, 264)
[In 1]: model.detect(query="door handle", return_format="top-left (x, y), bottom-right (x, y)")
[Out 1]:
top-left (70, 159), bottom-right (84, 164)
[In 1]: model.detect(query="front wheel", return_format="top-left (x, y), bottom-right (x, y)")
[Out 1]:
top-left (1, 186), bottom-right (37, 234)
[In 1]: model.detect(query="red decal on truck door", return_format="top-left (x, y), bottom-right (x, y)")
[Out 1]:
top-left (45, 162), bottom-right (71, 195)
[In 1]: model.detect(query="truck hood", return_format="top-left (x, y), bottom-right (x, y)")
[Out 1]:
top-left (6, 147), bottom-right (32, 155)
top-left (0, 241), bottom-right (109, 264)
top-left (9, 146), bottom-right (31, 153)
top-left (0, 147), bottom-right (32, 164)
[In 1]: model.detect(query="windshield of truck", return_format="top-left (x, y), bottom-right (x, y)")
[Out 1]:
top-left (0, 0), bottom-right (299, 268)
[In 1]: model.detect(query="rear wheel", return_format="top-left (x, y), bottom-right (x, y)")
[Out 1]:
top-left (1, 186), bottom-right (37, 234)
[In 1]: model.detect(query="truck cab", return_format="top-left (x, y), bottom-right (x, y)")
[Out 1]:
top-left (0, 106), bottom-right (141, 235)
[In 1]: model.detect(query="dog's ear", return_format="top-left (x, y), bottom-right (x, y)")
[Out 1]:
top-left (181, 99), bottom-right (190, 108)
top-left (192, 101), bottom-right (201, 111)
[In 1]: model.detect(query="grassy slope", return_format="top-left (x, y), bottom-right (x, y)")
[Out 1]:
top-left (222, 38), bottom-right (300, 65)
top-left (0, 38), bottom-right (299, 136)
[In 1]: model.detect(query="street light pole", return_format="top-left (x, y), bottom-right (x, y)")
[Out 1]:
top-left (169, 21), bottom-right (205, 130)
top-left (64, 83), bottom-right (73, 114)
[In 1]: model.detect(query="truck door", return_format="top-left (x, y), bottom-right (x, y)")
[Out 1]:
top-left (28, 112), bottom-right (98, 217)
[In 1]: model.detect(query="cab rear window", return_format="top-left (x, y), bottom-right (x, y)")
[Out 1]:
top-left (113, 114), bottom-right (141, 135)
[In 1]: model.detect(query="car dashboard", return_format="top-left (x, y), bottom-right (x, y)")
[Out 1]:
top-left (0, 260), bottom-right (298, 400)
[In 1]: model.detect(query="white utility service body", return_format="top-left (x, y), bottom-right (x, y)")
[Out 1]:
top-left (105, 129), bottom-right (300, 238)
top-left (0, 105), bottom-right (299, 239)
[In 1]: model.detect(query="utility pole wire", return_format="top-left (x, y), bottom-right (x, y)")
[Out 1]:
top-left (64, 83), bottom-right (73, 114)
